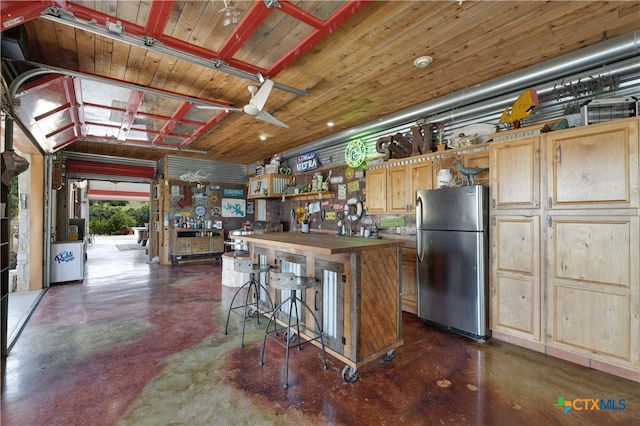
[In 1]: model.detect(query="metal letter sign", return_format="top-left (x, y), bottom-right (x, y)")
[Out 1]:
top-left (296, 152), bottom-right (320, 172)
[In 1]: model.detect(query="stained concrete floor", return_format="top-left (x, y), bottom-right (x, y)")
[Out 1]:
top-left (1, 235), bottom-right (639, 425)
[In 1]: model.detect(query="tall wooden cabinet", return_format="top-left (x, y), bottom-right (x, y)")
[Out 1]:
top-left (490, 136), bottom-right (543, 342)
top-left (544, 119), bottom-right (639, 372)
top-left (490, 118), bottom-right (640, 378)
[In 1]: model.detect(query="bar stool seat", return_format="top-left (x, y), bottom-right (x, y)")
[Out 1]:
top-left (259, 269), bottom-right (328, 388)
top-left (224, 258), bottom-right (273, 347)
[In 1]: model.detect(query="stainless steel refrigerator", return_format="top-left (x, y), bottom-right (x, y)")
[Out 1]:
top-left (415, 185), bottom-right (490, 341)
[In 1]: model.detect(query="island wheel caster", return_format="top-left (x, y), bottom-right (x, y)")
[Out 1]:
top-left (342, 365), bottom-right (358, 383)
top-left (382, 350), bottom-right (396, 362)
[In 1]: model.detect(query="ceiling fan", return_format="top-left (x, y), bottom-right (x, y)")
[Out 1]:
top-left (198, 78), bottom-right (288, 128)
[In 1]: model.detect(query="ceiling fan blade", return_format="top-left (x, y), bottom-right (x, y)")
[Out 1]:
top-left (255, 110), bottom-right (288, 128)
top-left (251, 79), bottom-right (274, 111)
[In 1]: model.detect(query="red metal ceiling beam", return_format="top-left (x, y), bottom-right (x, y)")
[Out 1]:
top-left (152, 101), bottom-right (194, 146)
top-left (0, 1), bottom-right (48, 30)
top-left (267, 0), bottom-right (371, 76)
top-left (117, 90), bottom-right (145, 141)
top-left (278, 1), bottom-right (324, 29)
top-left (60, 75), bottom-right (84, 137)
top-left (45, 122), bottom-right (74, 139)
top-left (216, 1), bottom-right (273, 61)
top-left (66, 159), bottom-right (155, 179)
top-left (144, 0), bottom-right (175, 40)
top-left (178, 110), bottom-right (231, 148)
top-left (52, 1), bottom-right (268, 74)
top-left (33, 103), bottom-right (71, 122)
top-left (72, 76), bottom-right (86, 134)
top-left (52, 136), bottom-right (79, 151)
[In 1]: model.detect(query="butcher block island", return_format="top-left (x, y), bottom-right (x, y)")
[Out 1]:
top-left (241, 232), bottom-right (404, 382)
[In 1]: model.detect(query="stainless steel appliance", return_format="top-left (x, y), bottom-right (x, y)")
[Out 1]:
top-left (415, 185), bottom-right (490, 341)
top-left (227, 221), bottom-right (283, 256)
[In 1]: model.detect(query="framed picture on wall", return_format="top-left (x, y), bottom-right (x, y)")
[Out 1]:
top-left (221, 198), bottom-right (246, 217)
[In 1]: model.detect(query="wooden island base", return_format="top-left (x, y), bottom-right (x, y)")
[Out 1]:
top-left (241, 232), bottom-right (404, 382)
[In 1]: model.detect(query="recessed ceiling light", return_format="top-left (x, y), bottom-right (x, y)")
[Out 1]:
top-left (259, 135), bottom-right (267, 141)
top-left (327, 121), bottom-right (334, 127)
top-left (413, 56), bottom-right (433, 68)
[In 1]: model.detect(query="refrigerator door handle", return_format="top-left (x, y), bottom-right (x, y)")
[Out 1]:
top-left (416, 197), bottom-right (424, 263)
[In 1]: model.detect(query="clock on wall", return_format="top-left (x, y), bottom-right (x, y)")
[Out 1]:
top-left (344, 139), bottom-right (367, 168)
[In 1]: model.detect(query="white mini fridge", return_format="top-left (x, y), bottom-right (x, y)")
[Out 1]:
top-left (51, 241), bottom-right (85, 283)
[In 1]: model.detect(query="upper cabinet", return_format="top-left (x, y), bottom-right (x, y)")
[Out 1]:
top-left (365, 168), bottom-right (387, 214)
top-left (545, 118), bottom-right (639, 210)
top-left (247, 173), bottom-right (291, 199)
top-left (368, 160), bottom-right (432, 214)
top-left (490, 136), bottom-right (541, 210)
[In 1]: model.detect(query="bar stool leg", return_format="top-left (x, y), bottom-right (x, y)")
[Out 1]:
top-left (224, 272), bottom-right (273, 348)
top-left (259, 289), bottom-right (328, 389)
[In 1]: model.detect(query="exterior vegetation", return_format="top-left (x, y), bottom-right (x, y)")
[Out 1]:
top-left (89, 201), bottom-right (149, 235)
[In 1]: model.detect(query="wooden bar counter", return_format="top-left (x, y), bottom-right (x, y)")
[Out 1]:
top-left (241, 231), bottom-right (404, 382)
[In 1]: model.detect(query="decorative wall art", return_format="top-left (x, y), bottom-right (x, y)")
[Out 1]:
top-left (221, 198), bottom-right (246, 217)
top-left (224, 188), bottom-right (244, 197)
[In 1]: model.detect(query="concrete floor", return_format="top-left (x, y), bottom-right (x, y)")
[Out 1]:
top-left (1, 235), bottom-right (638, 425)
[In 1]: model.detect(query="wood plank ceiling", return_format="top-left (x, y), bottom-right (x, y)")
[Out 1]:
top-left (1, 1), bottom-right (639, 166)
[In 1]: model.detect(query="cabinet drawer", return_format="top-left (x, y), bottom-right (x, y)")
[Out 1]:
top-left (191, 244), bottom-right (212, 254)
top-left (191, 237), bottom-right (210, 245)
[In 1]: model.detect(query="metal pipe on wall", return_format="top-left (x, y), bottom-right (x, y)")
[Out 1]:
top-left (280, 29), bottom-right (640, 160)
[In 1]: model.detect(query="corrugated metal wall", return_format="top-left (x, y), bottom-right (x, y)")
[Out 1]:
top-left (279, 67), bottom-right (640, 171)
top-left (165, 156), bottom-right (247, 183)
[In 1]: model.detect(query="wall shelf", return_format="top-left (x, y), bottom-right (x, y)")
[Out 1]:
top-left (283, 191), bottom-right (335, 201)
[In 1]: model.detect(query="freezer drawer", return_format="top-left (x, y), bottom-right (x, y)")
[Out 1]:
top-left (417, 229), bottom-right (489, 340)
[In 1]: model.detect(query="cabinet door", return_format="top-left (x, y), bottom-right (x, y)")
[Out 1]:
top-left (490, 136), bottom-right (541, 209)
top-left (365, 168), bottom-right (387, 214)
top-left (490, 215), bottom-right (541, 341)
top-left (387, 165), bottom-right (409, 213)
top-left (401, 248), bottom-right (417, 314)
top-left (173, 237), bottom-right (191, 255)
top-left (409, 162), bottom-right (432, 210)
top-left (210, 233), bottom-right (224, 252)
top-left (314, 258), bottom-right (346, 354)
top-left (190, 237), bottom-right (210, 254)
top-left (461, 151), bottom-right (490, 186)
top-left (546, 215), bottom-right (639, 369)
top-left (546, 118), bottom-right (639, 209)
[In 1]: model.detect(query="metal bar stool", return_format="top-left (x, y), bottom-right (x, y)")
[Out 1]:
top-left (224, 258), bottom-right (273, 347)
top-left (259, 269), bottom-right (328, 389)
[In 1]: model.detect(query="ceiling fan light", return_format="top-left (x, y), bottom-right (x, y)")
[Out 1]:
top-left (221, 1), bottom-right (241, 27)
top-left (414, 55), bottom-right (433, 68)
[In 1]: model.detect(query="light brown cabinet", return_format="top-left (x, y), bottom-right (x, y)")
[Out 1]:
top-left (401, 247), bottom-right (418, 315)
top-left (490, 215), bottom-right (541, 341)
top-left (367, 160), bottom-right (432, 214)
top-left (545, 215), bottom-right (639, 371)
top-left (387, 165), bottom-right (410, 213)
top-left (490, 136), bottom-right (541, 210)
top-left (460, 150), bottom-right (490, 186)
top-left (545, 118), bottom-right (638, 210)
top-left (490, 117), bottom-right (640, 378)
top-left (171, 229), bottom-right (224, 265)
top-left (247, 173), bottom-right (291, 199)
top-left (364, 168), bottom-right (387, 214)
